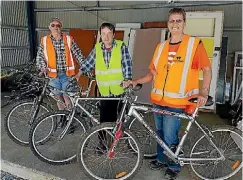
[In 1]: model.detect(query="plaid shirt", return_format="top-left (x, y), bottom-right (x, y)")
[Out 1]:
top-left (36, 34), bottom-right (84, 71)
top-left (80, 40), bottom-right (132, 80)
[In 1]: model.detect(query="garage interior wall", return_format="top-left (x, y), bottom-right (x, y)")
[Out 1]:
top-left (2, 1), bottom-right (242, 76)
top-left (1, 1), bottom-right (30, 67)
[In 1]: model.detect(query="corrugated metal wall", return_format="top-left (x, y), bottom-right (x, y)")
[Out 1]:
top-left (1, 1), bottom-right (30, 67)
top-left (2, 1), bottom-right (242, 68)
top-left (33, 2), bottom-right (242, 53)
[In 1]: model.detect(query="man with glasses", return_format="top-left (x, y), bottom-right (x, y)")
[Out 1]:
top-left (75, 22), bottom-right (132, 150)
top-left (36, 17), bottom-right (85, 110)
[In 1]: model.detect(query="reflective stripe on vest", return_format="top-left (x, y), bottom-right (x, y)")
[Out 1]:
top-left (152, 88), bottom-right (199, 98)
top-left (97, 80), bottom-right (122, 86)
top-left (152, 37), bottom-right (198, 98)
top-left (48, 68), bottom-right (57, 72)
top-left (65, 35), bottom-right (75, 71)
top-left (153, 41), bottom-right (166, 68)
top-left (96, 69), bottom-right (122, 75)
top-left (43, 36), bottom-right (49, 64)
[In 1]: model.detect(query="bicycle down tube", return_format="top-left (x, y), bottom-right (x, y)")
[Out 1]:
top-left (58, 96), bottom-right (123, 140)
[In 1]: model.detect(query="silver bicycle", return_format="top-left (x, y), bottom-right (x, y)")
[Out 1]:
top-left (29, 83), bottom-right (156, 165)
top-left (77, 84), bottom-right (243, 180)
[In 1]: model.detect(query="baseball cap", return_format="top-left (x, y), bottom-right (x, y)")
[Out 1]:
top-left (50, 17), bottom-right (62, 26)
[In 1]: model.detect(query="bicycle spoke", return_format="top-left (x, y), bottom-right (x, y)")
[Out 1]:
top-left (224, 139), bottom-right (236, 151)
top-left (225, 146), bottom-right (240, 153)
top-left (89, 158), bottom-right (108, 170)
top-left (221, 134), bottom-right (232, 149)
top-left (84, 155), bottom-right (107, 170)
top-left (200, 163), bottom-right (212, 177)
top-left (219, 131), bottom-right (226, 148)
top-left (107, 161), bottom-right (112, 178)
top-left (222, 160), bottom-right (233, 176)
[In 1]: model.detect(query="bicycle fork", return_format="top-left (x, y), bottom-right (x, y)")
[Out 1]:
top-left (107, 122), bottom-right (124, 158)
top-left (29, 81), bottom-right (48, 125)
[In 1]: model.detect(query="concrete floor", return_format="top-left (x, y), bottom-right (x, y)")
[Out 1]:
top-left (1, 96), bottom-right (242, 180)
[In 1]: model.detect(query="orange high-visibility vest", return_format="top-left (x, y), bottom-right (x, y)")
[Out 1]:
top-left (151, 34), bottom-right (201, 106)
top-left (41, 34), bottom-right (79, 78)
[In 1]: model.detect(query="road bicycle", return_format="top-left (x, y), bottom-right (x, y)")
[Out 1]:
top-left (77, 84), bottom-right (243, 180)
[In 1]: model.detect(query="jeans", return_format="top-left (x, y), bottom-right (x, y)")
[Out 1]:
top-left (49, 72), bottom-right (75, 95)
top-left (153, 104), bottom-right (184, 171)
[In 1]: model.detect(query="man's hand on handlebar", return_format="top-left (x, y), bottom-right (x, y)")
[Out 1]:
top-left (122, 80), bottom-right (138, 89)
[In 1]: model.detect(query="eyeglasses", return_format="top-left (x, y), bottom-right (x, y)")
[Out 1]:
top-left (51, 24), bottom-right (61, 28)
top-left (168, 19), bottom-right (184, 23)
top-left (101, 32), bottom-right (113, 37)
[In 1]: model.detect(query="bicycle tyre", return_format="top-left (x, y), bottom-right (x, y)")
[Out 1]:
top-left (29, 110), bottom-right (87, 165)
top-left (189, 125), bottom-right (243, 180)
top-left (4, 99), bottom-right (51, 146)
top-left (77, 122), bottom-right (144, 180)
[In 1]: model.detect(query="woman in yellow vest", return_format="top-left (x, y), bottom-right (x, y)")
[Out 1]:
top-left (125, 8), bottom-right (212, 179)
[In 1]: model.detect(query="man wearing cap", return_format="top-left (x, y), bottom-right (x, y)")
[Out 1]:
top-left (36, 18), bottom-right (84, 110)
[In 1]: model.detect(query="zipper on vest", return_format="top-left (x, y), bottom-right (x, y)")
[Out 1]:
top-left (162, 68), bottom-right (169, 98)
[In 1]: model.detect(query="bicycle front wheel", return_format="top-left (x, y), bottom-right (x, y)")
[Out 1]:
top-left (77, 122), bottom-right (143, 180)
top-left (4, 99), bottom-right (50, 146)
top-left (29, 110), bottom-right (86, 165)
top-left (189, 125), bottom-right (243, 180)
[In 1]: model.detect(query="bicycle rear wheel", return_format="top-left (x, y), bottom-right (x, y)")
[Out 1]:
top-left (189, 125), bottom-right (242, 180)
top-left (29, 110), bottom-right (86, 165)
top-left (128, 111), bottom-right (157, 158)
top-left (77, 122), bottom-right (143, 180)
top-left (4, 99), bottom-right (50, 146)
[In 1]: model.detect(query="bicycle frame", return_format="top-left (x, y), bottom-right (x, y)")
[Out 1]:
top-left (59, 96), bottom-right (122, 139)
top-left (29, 78), bottom-right (95, 124)
top-left (28, 79), bottom-right (70, 124)
top-left (126, 104), bottom-right (225, 164)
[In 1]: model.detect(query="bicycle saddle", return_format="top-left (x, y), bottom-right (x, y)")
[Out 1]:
top-left (188, 96), bottom-right (214, 106)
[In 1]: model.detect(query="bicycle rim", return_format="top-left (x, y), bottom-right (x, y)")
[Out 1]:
top-left (31, 112), bottom-right (86, 164)
top-left (190, 126), bottom-right (243, 180)
top-left (6, 101), bottom-right (49, 145)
